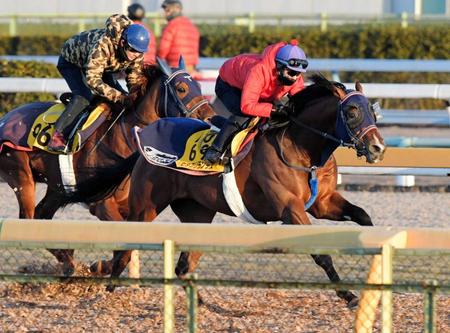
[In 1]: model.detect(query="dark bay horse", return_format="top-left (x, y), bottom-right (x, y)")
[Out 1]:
top-left (0, 59), bottom-right (214, 274)
top-left (105, 74), bottom-right (386, 307)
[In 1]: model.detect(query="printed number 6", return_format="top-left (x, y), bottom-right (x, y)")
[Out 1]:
top-left (189, 144), bottom-right (197, 160)
top-left (37, 124), bottom-right (52, 146)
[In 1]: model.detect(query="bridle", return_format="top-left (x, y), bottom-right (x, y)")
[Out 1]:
top-left (274, 89), bottom-right (376, 210)
top-left (162, 69), bottom-right (209, 118)
top-left (278, 90), bottom-right (377, 170)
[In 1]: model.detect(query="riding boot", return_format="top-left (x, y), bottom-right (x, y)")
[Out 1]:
top-left (203, 116), bottom-right (243, 164)
top-left (48, 95), bottom-right (89, 152)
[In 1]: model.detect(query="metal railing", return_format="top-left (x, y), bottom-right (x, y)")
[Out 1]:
top-left (1, 76), bottom-right (449, 128)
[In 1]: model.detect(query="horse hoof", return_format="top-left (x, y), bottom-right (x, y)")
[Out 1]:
top-left (62, 263), bottom-right (75, 277)
top-left (347, 296), bottom-right (359, 309)
top-left (106, 285), bottom-right (116, 293)
top-left (89, 261), bottom-right (100, 275)
top-left (198, 293), bottom-right (205, 306)
top-left (89, 260), bottom-right (111, 276)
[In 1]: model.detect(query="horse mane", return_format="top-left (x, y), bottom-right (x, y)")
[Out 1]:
top-left (128, 65), bottom-right (163, 99)
top-left (290, 73), bottom-right (341, 112)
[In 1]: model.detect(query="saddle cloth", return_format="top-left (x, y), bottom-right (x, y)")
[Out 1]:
top-left (134, 117), bottom-right (260, 175)
top-left (0, 102), bottom-right (108, 155)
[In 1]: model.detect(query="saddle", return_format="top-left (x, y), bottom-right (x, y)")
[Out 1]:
top-left (27, 97), bottom-right (110, 154)
top-left (134, 116), bottom-right (261, 175)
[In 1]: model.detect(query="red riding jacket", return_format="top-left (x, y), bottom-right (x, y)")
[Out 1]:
top-left (219, 42), bottom-right (305, 117)
top-left (157, 16), bottom-right (200, 68)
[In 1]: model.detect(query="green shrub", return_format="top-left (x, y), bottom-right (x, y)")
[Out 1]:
top-left (0, 60), bottom-right (60, 115)
top-left (1, 24), bottom-right (449, 114)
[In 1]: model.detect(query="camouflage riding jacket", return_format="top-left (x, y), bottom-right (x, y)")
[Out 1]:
top-left (60, 14), bottom-right (144, 102)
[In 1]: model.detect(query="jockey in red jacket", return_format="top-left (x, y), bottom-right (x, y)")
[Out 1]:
top-left (158, 0), bottom-right (200, 73)
top-left (204, 40), bottom-right (308, 164)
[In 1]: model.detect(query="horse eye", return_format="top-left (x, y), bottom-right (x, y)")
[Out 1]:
top-left (177, 86), bottom-right (186, 93)
top-left (346, 108), bottom-right (357, 118)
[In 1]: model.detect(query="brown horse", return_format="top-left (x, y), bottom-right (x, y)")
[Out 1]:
top-left (104, 74), bottom-right (386, 307)
top-left (0, 59), bottom-right (214, 274)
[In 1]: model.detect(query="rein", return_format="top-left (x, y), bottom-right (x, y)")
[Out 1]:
top-left (277, 90), bottom-right (374, 171)
top-left (287, 116), bottom-right (355, 149)
top-left (277, 128), bottom-right (319, 210)
top-left (274, 90), bottom-right (372, 210)
top-left (87, 107), bottom-right (127, 155)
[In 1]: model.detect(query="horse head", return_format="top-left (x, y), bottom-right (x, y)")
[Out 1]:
top-left (289, 74), bottom-right (385, 164)
top-left (332, 81), bottom-right (385, 163)
top-left (156, 57), bottom-right (214, 120)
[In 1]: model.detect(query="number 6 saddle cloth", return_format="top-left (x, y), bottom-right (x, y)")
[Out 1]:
top-left (0, 101), bottom-right (108, 155)
top-left (134, 116), bottom-right (260, 175)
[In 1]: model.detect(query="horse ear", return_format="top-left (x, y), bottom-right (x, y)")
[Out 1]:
top-left (355, 81), bottom-right (363, 93)
top-left (332, 85), bottom-right (346, 100)
top-left (156, 57), bottom-right (172, 76)
top-left (178, 55), bottom-right (186, 70)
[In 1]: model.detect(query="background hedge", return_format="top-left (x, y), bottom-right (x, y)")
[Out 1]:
top-left (1, 24), bottom-right (449, 115)
top-left (0, 60), bottom-right (59, 116)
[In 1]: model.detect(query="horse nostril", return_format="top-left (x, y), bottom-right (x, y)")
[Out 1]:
top-left (370, 143), bottom-right (385, 154)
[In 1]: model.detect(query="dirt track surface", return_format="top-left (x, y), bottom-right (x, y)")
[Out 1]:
top-left (0, 125), bottom-right (449, 333)
top-left (0, 181), bottom-right (449, 332)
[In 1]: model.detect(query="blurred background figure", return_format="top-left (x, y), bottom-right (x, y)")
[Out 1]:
top-left (158, 0), bottom-right (200, 75)
top-left (127, 3), bottom-right (157, 66)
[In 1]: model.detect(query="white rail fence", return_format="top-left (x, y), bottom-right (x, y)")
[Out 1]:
top-left (1, 57), bottom-right (449, 186)
top-left (1, 78), bottom-right (450, 127)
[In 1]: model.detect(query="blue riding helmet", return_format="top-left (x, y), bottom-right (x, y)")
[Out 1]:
top-left (122, 24), bottom-right (150, 53)
top-left (275, 40), bottom-right (308, 73)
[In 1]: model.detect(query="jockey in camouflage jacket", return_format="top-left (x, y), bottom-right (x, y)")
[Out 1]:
top-left (48, 14), bottom-right (150, 153)
top-left (61, 14), bottom-right (145, 103)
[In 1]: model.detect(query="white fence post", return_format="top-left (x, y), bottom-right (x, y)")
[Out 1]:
top-left (395, 175), bottom-right (415, 187)
top-left (164, 239), bottom-right (175, 333)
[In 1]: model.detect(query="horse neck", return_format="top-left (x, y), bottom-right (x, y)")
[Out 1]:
top-left (285, 96), bottom-right (339, 166)
top-left (132, 78), bottom-right (162, 124)
top-left (81, 79), bottom-right (162, 164)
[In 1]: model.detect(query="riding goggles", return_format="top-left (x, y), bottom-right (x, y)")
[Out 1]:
top-left (278, 58), bottom-right (309, 70)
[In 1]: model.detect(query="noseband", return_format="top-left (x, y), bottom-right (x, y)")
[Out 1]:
top-left (336, 91), bottom-right (377, 157)
top-left (284, 90), bottom-right (376, 158)
top-left (162, 70), bottom-right (209, 118)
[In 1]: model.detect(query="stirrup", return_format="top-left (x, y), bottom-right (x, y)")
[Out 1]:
top-left (47, 144), bottom-right (68, 153)
top-left (204, 147), bottom-right (223, 164)
top-left (47, 132), bottom-right (68, 153)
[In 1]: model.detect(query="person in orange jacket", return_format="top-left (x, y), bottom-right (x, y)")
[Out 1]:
top-left (203, 40), bottom-right (308, 164)
top-left (158, 0), bottom-right (200, 73)
top-left (127, 3), bottom-right (157, 66)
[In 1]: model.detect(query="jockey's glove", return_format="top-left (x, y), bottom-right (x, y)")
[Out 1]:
top-left (118, 94), bottom-right (134, 109)
top-left (270, 104), bottom-right (290, 118)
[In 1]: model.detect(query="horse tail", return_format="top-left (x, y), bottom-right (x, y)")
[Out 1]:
top-left (61, 152), bottom-right (140, 205)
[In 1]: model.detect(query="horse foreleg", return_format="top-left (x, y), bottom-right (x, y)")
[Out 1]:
top-left (16, 181), bottom-right (36, 219)
top-left (103, 250), bottom-right (134, 292)
top-left (172, 199), bottom-right (216, 278)
top-left (0, 150), bottom-right (36, 218)
top-left (310, 191), bottom-right (373, 226)
top-left (175, 251), bottom-right (203, 277)
top-left (311, 254), bottom-right (359, 308)
top-left (171, 199), bottom-right (216, 305)
top-left (35, 189), bottom-right (77, 276)
top-left (284, 201), bottom-right (358, 308)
